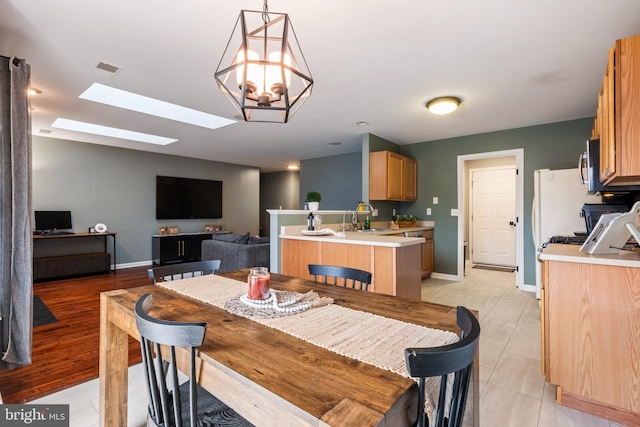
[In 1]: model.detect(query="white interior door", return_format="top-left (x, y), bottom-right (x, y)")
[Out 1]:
top-left (471, 167), bottom-right (516, 267)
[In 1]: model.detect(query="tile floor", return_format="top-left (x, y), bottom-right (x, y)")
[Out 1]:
top-left (32, 265), bottom-right (624, 426)
top-left (422, 265), bottom-right (624, 427)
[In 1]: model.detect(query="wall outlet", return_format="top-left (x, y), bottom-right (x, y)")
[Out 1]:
top-left (433, 197), bottom-right (439, 204)
top-left (372, 209), bottom-right (378, 217)
top-left (451, 209), bottom-right (459, 216)
top-left (426, 208), bottom-right (432, 215)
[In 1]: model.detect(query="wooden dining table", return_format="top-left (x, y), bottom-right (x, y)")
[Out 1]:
top-left (99, 269), bottom-right (479, 427)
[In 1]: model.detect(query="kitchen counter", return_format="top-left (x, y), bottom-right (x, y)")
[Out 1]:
top-left (539, 242), bottom-right (640, 425)
top-left (539, 243), bottom-right (640, 267)
top-left (279, 228), bottom-right (429, 247)
top-left (279, 225), bottom-right (434, 299)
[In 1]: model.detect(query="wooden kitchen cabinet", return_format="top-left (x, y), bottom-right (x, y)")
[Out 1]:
top-left (280, 238), bottom-right (422, 299)
top-left (389, 228), bottom-right (433, 279)
top-left (595, 48), bottom-right (615, 181)
top-left (369, 151), bottom-right (417, 201)
top-left (421, 229), bottom-right (434, 279)
top-left (541, 259), bottom-right (640, 425)
top-left (404, 157), bottom-right (417, 200)
top-left (593, 34), bottom-right (640, 185)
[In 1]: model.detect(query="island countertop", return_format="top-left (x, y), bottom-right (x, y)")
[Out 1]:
top-left (539, 243), bottom-right (640, 267)
top-left (280, 230), bottom-right (425, 247)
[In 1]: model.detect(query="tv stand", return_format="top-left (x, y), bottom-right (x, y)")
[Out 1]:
top-left (33, 232), bottom-right (117, 281)
top-left (152, 232), bottom-right (215, 266)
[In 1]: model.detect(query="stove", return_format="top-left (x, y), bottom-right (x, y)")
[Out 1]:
top-left (544, 235), bottom-right (587, 246)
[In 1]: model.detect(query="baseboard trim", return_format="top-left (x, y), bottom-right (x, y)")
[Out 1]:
top-left (116, 260), bottom-right (153, 270)
top-left (430, 272), bottom-right (458, 281)
top-left (559, 388), bottom-right (640, 426)
top-left (519, 284), bottom-right (536, 293)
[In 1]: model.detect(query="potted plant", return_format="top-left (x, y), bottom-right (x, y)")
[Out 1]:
top-left (393, 214), bottom-right (418, 228)
top-left (305, 190), bottom-right (322, 211)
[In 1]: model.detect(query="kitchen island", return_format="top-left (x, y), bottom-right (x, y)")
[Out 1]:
top-left (280, 227), bottom-right (430, 300)
top-left (539, 243), bottom-right (640, 425)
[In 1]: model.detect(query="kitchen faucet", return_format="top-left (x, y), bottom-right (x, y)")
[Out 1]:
top-left (342, 203), bottom-right (376, 231)
top-left (342, 210), bottom-right (357, 231)
top-left (354, 202), bottom-right (375, 227)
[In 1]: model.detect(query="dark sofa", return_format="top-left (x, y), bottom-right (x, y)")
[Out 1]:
top-left (201, 232), bottom-right (270, 273)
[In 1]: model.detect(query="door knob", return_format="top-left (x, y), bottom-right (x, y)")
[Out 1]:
top-left (509, 221), bottom-right (516, 227)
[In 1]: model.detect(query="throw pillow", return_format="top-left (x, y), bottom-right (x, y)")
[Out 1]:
top-left (236, 232), bottom-right (251, 244)
top-left (249, 236), bottom-right (270, 245)
top-left (211, 232), bottom-right (250, 244)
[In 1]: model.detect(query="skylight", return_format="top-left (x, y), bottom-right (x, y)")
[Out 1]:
top-left (79, 83), bottom-right (235, 129)
top-left (51, 118), bottom-right (178, 145)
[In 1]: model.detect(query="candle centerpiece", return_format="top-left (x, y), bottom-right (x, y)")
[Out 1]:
top-left (247, 267), bottom-right (271, 300)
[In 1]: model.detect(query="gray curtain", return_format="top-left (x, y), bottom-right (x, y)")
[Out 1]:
top-left (0, 55), bottom-right (33, 368)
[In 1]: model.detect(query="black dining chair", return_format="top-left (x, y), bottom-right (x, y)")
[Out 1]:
top-left (404, 306), bottom-right (480, 427)
top-left (308, 264), bottom-right (372, 291)
top-left (135, 293), bottom-right (254, 427)
top-left (148, 260), bottom-right (221, 284)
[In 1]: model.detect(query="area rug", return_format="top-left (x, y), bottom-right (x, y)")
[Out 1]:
top-left (33, 295), bottom-right (58, 328)
top-left (472, 265), bottom-right (515, 273)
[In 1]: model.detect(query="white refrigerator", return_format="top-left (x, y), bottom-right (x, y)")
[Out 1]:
top-left (532, 168), bottom-right (601, 298)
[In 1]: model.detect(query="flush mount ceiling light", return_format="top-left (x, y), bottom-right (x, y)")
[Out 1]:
top-left (214, 0), bottom-right (313, 123)
top-left (426, 96), bottom-right (461, 115)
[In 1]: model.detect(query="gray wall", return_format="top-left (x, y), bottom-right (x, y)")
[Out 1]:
top-left (295, 118), bottom-right (591, 284)
top-left (399, 118), bottom-right (592, 284)
top-left (33, 136), bottom-right (260, 266)
top-left (260, 171), bottom-right (300, 236)
top-left (299, 152), bottom-right (362, 210)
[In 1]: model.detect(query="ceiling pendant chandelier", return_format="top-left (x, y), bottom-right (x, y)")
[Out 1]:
top-left (214, 0), bottom-right (313, 123)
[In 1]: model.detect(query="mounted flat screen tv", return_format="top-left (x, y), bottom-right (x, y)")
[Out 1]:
top-left (35, 210), bottom-right (72, 232)
top-left (156, 176), bottom-right (222, 219)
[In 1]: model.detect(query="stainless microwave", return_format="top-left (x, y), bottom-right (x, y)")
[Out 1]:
top-left (579, 139), bottom-right (640, 194)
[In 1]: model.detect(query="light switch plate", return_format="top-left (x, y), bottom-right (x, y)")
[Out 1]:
top-left (433, 197), bottom-right (439, 204)
top-left (451, 209), bottom-right (459, 216)
top-left (426, 208), bottom-right (432, 215)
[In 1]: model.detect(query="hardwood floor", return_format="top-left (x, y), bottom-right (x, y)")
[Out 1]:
top-left (0, 267), bottom-right (150, 403)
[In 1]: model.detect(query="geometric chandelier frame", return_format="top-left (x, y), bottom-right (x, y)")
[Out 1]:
top-left (214, 1), bottom-right (313, 123)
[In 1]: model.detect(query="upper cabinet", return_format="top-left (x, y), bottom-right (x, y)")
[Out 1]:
top-left (593, 34), bottom-right (640, 185)
top-left (369, 151), bottom-right (417, 201)
top-left (403, 157), bottom-right (417, 200)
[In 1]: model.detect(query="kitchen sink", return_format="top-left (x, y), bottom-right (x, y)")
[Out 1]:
top-left (355, 228), bottom-right (394, 233)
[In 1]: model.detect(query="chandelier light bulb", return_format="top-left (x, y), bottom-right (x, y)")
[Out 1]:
top-left (266, 51), bottom-right (291, 91)
top-left (235, 49), bottom-right (260, 91)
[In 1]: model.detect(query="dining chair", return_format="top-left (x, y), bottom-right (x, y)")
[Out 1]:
top-left (148, 260), bottom-right (221, 284)
top-left (308, 264), bottom-right (372, 291)
top-left (135, 293), bottom-right (254, 427)
top-left (404, 306), bottom-right (480, 427)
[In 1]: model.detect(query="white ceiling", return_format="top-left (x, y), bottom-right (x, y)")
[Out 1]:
top-left (2, 0), bottom-right (640, 172)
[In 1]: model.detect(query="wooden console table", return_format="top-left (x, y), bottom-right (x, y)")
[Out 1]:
top-left (33, 232), bottom-right (117, 280)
